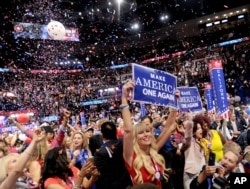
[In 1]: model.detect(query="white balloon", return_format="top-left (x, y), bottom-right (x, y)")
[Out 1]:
top-left (234, 96), bottom-right (241, 102)
top-left (47, 21), bottom-right (66, 40)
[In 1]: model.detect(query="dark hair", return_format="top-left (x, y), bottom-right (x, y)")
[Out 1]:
top-left (40, 147), bottom-right (73, 189)
top-left (193, 114), bottom-right (211, 128)
top-left (192, 120), bottom-right (201, 136)
top-left (193, 114), bottom-right (211, 137)
top-left (176, 118), bottom-right (183, 125)
top-left (141, 115), bottom-right (153, 123)
top-left (101, 121), bottom-right (117, 140)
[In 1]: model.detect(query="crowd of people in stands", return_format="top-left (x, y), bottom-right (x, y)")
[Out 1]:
top-left (1, 40), bottom-right (250, 119)
top-left (1, 1), bottom-right (250, 189)
top-left (0, 80), bottom-right (250, 189)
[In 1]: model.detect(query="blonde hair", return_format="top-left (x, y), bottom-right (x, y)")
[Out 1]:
top-left (223, 141), bottom-right (241, 155)
top-left (62, 135), bottom-right (73, 149)
top-left (26, 137), bottom-right (49, 167)
top-left (96, 118), bottom-right (109, 130)
top-left (132, 122), bottom-right (170, 184)
top-left (0, 153), bottom-right (20, 182)
top-left (72, 132), bottom-right (89, 150)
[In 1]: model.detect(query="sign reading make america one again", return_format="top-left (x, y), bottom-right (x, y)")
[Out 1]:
top-left (132, 63), bottom-right (178, 109)
top-left (177, 87), bottom-right (203, 113)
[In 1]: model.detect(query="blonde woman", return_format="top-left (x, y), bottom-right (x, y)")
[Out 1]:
top-left (121, 81), bottom-right (179, 188)
top-left (24, 137), bottom-right (49, 186)
top-left (0, 128), bottom-right (45, 189)
top-left (68, 131), bottom-right (92, 170)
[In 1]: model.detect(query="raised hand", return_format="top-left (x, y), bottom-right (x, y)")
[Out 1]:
top-left (79, 159), bottom-right (98, 178)
top-left (33, 128), bottom-right (46, 143)
top-left (175, 89), bottom-right (181, 101)
top-left (8, 116), bottom-right (15, 124)
top-left (122, 80), bottom-right (134, 99)
top-left (64, 109), bottom-right (71, 119)
top-left (73, 150), bottom-right (80, 158)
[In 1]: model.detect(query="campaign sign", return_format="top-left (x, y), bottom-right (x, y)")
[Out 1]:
top-left (132, 64), bottom-right (177, 108)
top-left (177, 87), bottom-right (203, 112)
top-left (205, 84), bottom-right (215, 114)
top-left (209, 59), bottom-right (229, 118)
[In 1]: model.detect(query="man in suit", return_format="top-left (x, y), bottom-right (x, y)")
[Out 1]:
top-left (239, 111), bottom-right (250, 131)
top-left (227, 113), bottom-right (244, 140)
top-left (88, 118), bottom-right (108, 155)
top-left (190, 149), bottom-right (240, 189)
top-left (229, 104), bottom-right (240, 121)
top-left (94, 121), bottom-right (132, 189)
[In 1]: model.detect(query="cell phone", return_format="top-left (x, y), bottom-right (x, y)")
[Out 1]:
top-left (208, 152), bottom-right (216, 166)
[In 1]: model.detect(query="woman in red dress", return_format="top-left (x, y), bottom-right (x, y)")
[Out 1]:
top-left (121, 80), bottom-right (179, 188)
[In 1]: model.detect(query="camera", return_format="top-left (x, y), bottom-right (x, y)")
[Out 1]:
top-left (212, 177), bottom-right (230, 189)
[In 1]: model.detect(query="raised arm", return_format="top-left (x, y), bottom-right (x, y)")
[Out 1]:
top-left (121, 81), bottom-right (135, 166)
top-left (180, 120), bottom-right (194, 151)
top-left (156, 90), bottom-right (181, 150)
top-left (0, 128), bottom-right (45, 189)
top-left (52, 110), bottom-right (71, 148)
top-left (8, 116), bottom-right (33, 138)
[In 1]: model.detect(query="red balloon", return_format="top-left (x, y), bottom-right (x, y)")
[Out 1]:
top-left (17, 114), bottom-right (29, 124)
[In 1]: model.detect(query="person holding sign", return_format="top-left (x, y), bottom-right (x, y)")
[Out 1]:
top-left (121, 80), bottom-right (179, 188)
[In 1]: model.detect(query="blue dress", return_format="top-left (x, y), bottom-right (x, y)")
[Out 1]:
top-left (68, 149), bottom-right (89, 170)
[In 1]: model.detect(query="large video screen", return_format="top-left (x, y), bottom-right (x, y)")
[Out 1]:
top-left (13, 22), bottom-right (79, 42)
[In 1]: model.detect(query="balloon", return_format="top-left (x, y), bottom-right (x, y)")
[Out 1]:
top-left (17, 114), bottom-right (29, 124)
top-left (229, 97), bottom-right (234, 104)
top-left (246, 108), bottom-right (250, 115)
top-left (234, 96), bottom-right (241, 102)
top-left (47, 21), bottom-right (66, 40)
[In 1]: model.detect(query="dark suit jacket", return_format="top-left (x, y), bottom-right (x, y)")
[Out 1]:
top-left (190, 175), bottom-right (231, 189)
top-left (227, 120), bottom-right (244, 132)
top-left (240, 117), bottom-right (250, 130)
top-left (94, 138), bottom-right (132, 189)
top-left (89, 134), bottom-right (103, 155)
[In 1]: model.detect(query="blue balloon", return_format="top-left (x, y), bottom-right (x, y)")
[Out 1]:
top-left (246, 108), bottom-right (250, 115)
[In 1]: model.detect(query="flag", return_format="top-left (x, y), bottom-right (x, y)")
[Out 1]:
top-left (205, 83), bottom-right (215, 114)
top-left (140, 103), bottom-right (147, 117)
top-left (80, 112), bottom-right (86, 126)
top-left (209, 59), bottom-right (229, 119)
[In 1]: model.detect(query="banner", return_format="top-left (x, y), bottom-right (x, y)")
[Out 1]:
top-left (209, 59), bottom-right (229, 118)
top-left (177, 87), bottom-right (203, 112)
top-left (132, 64), bottom-right (177, 108)
top-left (13, 22), bottom-right (80, 41)
top-left (41, 115), bottom-right (58, 122)
top-left (80, 112), bottom-right (87, 126)
top-left (140, 103), bottom-right (147, 117)
top-left (80, 99), bottom-right (108, 106)
top-left (205, 84), bottom-right (215, 114)
top-left (0, 124), bottom-right (35, 133)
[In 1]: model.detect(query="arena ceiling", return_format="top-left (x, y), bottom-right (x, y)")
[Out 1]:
top-left (0, 0), bottom-right (249, 70)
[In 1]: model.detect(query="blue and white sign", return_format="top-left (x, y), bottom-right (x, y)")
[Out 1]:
top-left (132, 64), bottom-right (177, 108)
top-left (80, 99), bottom-right (108, 106)
top-left (209, 59), bottom-right (229, 119)
top-left (205, 84), bottom-right (215, 114)
top-left (177, 87), bottom-right (203, 112)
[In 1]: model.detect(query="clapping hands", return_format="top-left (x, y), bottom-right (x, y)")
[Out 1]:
top-left (79, 159), bottom-right (99, 178)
